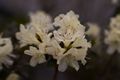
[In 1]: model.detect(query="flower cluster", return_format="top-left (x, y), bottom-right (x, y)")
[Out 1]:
top-left (16, 11), bottom-right (91, 72)
top-left (104, 15), bottom-right (120, 54)
top-left (0, 36), bottom-right (13, 69)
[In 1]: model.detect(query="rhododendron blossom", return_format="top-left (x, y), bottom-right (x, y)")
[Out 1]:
top-left (16, 11), bottom-right (91, 72)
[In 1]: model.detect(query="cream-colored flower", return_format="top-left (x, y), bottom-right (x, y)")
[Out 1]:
top-left (16, 11), bottom-right (91, 72)
top-left (105, 15), bottom-right (120, 54)
top-left (47, 37), bottom-right (91, 72)
top-left (86, 23), bottom-right (100, 38)
top-left (24, 45), bottom-right (46, 67)
top-left (105, 30), bottom-right (120, 54)
top-left (29, 12), bottom-right (53, 43)
top-left (86, 23), bottom-right (101, 53)
top-left (6, 73), bottom-right (20, 80)
top-left (58, 54), bottom-right (79, 72)
top-left (110, 15), bottom-right (120, 30)
top-left (50, 11), bottom-right (91, 72)
top-left (0, 37), bottom-right (13, 69)
top-left (29, 11), bottom-right (53, 33)
top-left (53, 11), bottom-right (85, 47)
top-left (57, 37), bottom-right (91, 72)
top-left (16, 11), bottom-right (53, 47)
top-left (16, 11), bottom-right (53, 67)
top-left (46, 39), bottom-right (66, 59)
top-left (16, 24), bottom-right (40, 47)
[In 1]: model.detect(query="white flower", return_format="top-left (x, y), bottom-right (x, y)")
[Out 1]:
top-left (16, 24), bottom-right (40, 47)
top-left (57, 37), bottom-right (91, 72)
top-left (6, 73), bottom-right (20, 80)
top-left (16, 11), bottom-right (53, 47)
top-left (53, 11), bottom-right (85, 47)
top-left (0, 37), bottom-right (13, 69)
top-left (86, 23), bottom-right (100, 38)
top-left (105, 15), bottom-right (120, 54)
top-left (16, 11), bottom-right (53, 66)
top-left (29, 11), bottom-right (53, 43)
top-left (47, 37), bottom-right (91, 72)
top-left (86, 23), bottom-right (101, 53)
top-left (16, 11), bottom-right (91, 72)
top-left (110, 15), bottom-right (120, 30)
top-left (46, 39), bottom-right (66, 59)
top-left (24, 45), bottom-right (46, 67)
top-left (29, 11), bottom-right (53, 33)
top-left (49, 11), bottom-right (91, 72)
top-left (105, 30), bottom-right (120, 54)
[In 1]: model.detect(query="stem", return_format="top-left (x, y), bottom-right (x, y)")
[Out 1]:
top-left (53, 65), bottom-right (58, 80)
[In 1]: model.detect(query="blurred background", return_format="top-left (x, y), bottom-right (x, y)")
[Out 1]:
top-left (0, 0), bottom-right (120, 80)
